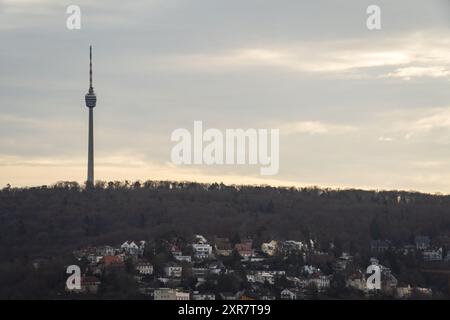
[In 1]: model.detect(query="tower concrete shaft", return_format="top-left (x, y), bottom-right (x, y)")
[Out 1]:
top-left (85, 45), bottom-right (97, 187)
top-left (88, 107), bottom-right (94, 185)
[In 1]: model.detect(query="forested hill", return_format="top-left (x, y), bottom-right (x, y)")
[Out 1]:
top-left (1, 180), bottom-right (449, 261)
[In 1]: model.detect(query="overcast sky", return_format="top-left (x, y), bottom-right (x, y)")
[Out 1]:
top-left (1, 0), bottom-right (450, 193)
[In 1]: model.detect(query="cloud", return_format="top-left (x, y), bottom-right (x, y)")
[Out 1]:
top-left (410, 160), bottom-right (449, 169)
top-left (378, 136), bottom-right (393, 142)
top-left (281, 121), bottom-right (356, 135)
top-left (167, 46), bottom-right (412, 74)
top-left (376, 107), bottom-right (450, 143)
top-left (0, 0), bottom-right (58, 15)
top-left (411, 108), bottom-right (450, 131)
top-left (385, 66), bottom-right (450, 80)
top-left (157, 32), bottom-right (450, 82)
top-left (2, 1), bottom-right (450, 193)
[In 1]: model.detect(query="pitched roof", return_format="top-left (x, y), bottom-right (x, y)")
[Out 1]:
top-left (103, 255), bottom-right (124, 266)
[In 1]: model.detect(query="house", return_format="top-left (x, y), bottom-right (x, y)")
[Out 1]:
top-left (310, 275), bottom-right (331, 292)
top-left (86, 254), bottom-right (103, 264)
top-left (192, 293), bottom-right (216, 300)
top-left (136, 261), bottom-right (153, 275)
top-left (73, 248), bottom-right (101, 265)
top-left (396, 286), bottom-right (432, 299)
top-left (396, 285), bottom-right (413, 299)
top-left (97, 245), bottom-right (115, 256)
top-left (246, 274), bottom-right (257, 283)
top-left (400, 244), bottom-right (416, 256)
top-left (414, 287), bottom-right (433, 298)
top-left (154, 288), bottom-right (176, 300)
top-left (121, 240), bottom-right (146, 256)
top-left (174, 255), bottom-right (192, 263)
top-left (208, 261), bottom-right (226, 275)
top-left (285, 276), bottom-right (304, 287)
top-left (154, 288), bottom-right (189, 300)
top-left (280, 288), bottom-right (297, 300)
top-left (302, 265), bottom-right (320, 276)
top-left (282, 240), bottom-right (304, 254)
top-left (170, 245), bottom-right (182, 257)
top-left (423, 248), bottom-right (443, 261)
top-left (334, 253), bottom-right (353, 271)
top-left (138, 286), bottom-right (155, 297)
top-left (370, 240), bottom-right (391, 252)
top-left (121, 241), bottom-right (139, 253)
top-left (195, 234), bottom-right (208, 244)
top-left (235, 240), bottom-right (253, 259)
top-left (261, 240), bottom-right (278, 256)
top-left (219, 292), bottom-right (242, 300)
top-left (215, 238), bottom-right (233, 256)
top-left (80, 276), bottom-right (101, 294)
top-left (192, 267), bottom-right (209, 279)
top-left (248, 253), bottom-right (266, 262)
top-left (415, 236), bottom-right (430, 250)
top-left (175, 291), bottom-right (190, 300)
top-left (346, 272), bottom-right (367, 292)
top-left (247, 270), bottom-right (286, 285)
top-left (380, 266), bottom-right (398, 293)
top-left (192, 243), bottom-right (213, 259)
top-left (103, 255), bottom-right (125, 268)
top-left (164, 263), bottom-right (182, 278)
top-left (247, 272), bottom-right (275, 284)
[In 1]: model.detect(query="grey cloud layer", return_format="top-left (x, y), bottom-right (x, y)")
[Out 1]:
top-left (1, 0), bottom-right (450, 192)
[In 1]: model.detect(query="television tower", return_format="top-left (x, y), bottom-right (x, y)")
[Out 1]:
top-left (85, 46), bottom-right (97, 187)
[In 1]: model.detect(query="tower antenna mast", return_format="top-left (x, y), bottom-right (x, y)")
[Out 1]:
top-left (85, 45), bottom-right (97, 188)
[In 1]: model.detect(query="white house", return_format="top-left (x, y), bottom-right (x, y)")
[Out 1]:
top-left (175, 291), bottom-right (190, 300)
top-left (282, 240), bottom-right (304, 254)
top-left (154, 288), bottom-right (189, 300)
top-left (121, 240), bottom-right (146, 256)
top-left (192, 267), bottom-right (209, 279)
top-left (380, 266), bottom-right (398, 293)
top-left (174, 255), bottom-right (192, 263)
top-left (97, 245), bottom-right (116, 256)
top-left (164, 263), bottom-right (182, 278)
top-left (208, 261), bottom-right (225, 275)
top-left (192, 293), bottom-right (216, 300)
top-left (247, 270), bottom-right (286, 285)
top-left (280, 288), bottom-right (297, 300)
top-left (415, 236), bottom-right (430, 250)
top-left (261, 240), bottom-right (278, 256)
top-left (154, 288), bottom-right (175, 300)
top-left (423, 248), bottom-right (443, 261)
top-left (310, 276), bottom-right (331, 291)
top-left (195, 234), bottom-right (208, 244)
top-left (346, 271), bottom-right (367, 292)
top-left (396, 286), bottom-right (413, 299)
top-left (136, 261), bottom-right (153, 275)
top-left (192, 243), bottom-right (213, 259)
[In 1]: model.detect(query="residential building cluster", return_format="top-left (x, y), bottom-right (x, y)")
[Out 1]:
top-left (67, 234), bottom-right (450, 299)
